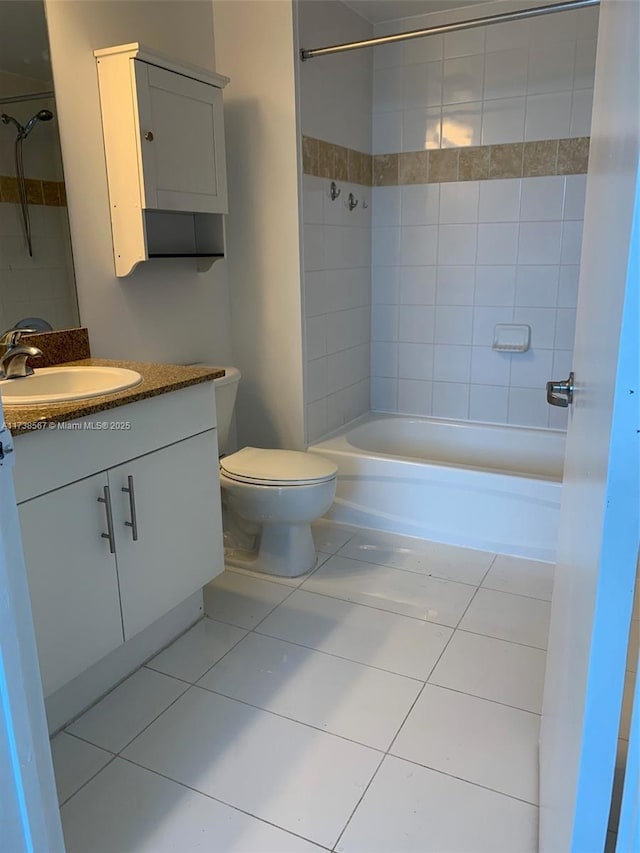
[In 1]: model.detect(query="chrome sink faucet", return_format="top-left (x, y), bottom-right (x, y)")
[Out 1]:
top-left (0, 328), bottom-right (42, 380)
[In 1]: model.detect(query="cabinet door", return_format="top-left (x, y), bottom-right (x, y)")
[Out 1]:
top-left (109, 430), bottom-right (223, 639)
top-left (134, 60), bottom-right (228, 214)
top-left (18, 475), bottom-right (124, 696)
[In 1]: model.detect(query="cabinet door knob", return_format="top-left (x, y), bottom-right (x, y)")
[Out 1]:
top-left (144, 130), bottom-right (154, 142)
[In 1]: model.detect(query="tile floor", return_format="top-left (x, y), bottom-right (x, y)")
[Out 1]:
top-left (52, 521), bottom-right (554, 852)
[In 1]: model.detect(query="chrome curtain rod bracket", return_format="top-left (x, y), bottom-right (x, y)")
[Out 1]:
top-left (0, 91), bottom-right (55, 107)
top-left (300, 0), bottom-right (599, 61)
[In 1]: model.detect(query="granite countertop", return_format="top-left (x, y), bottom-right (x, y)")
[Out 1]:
top-left (4, 358), bottom-right (225, 435)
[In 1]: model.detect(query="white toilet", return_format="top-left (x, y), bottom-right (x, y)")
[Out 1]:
top-left (213, 367), bottom-right (337, 578)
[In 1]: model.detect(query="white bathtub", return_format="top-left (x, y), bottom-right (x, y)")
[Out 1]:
top-left (309, 414), bottom-right (565, 562)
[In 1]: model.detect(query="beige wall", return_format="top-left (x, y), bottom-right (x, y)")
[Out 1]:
top-left (213, 0), bottom-right (305, 450)
top-left (44, 0), bottom-right (234, 366)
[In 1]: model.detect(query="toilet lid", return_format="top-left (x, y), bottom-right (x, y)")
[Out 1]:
top-left (220, 447), bottom-right (337, 486)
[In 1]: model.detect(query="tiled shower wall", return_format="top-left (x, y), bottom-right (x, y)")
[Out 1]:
top-left (370, 4), bottom-right (598, 428)
top-left (298, 1), bottom-right (373, 442)
top-left (0, 73), bottom-right (78, 330)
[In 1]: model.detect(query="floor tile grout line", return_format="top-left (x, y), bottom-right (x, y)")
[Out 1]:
top-left (150, 620), bottom-right (254, 688)
top-left (187, 682), bottom-right (389, 755)
top-left (57, 753), bottom-right (119, 810)
top-left (61, 730), bottom-right (117, 756)
top-left (313, 549), bottom-right (491, 589)
top-left (330, 753), bottom-right (387, 852)
top-left (281, 585), bottom-right (467, 628)
top-left (250, 584), bottom-right (301, 631)
top-left (412, 680), bottom-right (542, 717)
top-left (456, 625), bottom-right (549, 652)
top-left (109, 754), bottom-right (332, 851)
top-left (383, 752), bottom-right (541, 809)
top-left (455, 624), bottom-right (550, 652)
top-left (251, 623), bottom-right (440, 682)
top-left (246, 625), bottom-right (427, 682)
top-left (479, 582), bottom-right (554, 603)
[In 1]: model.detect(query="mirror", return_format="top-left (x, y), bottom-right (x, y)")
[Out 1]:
top-left (0, 0), bottom-right (79, 333)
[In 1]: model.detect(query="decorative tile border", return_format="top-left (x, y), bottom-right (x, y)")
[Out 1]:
top-left (302, 136), bottom-right (373, 186)
top-left (0, 175), bottom-right (67, 206)
top-left (302, 136), bottom-right (589, 186)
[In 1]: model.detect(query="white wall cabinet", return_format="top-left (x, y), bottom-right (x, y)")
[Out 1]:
top-left (95, 43), bottom-right (229, 276)
top-left (15, 385), bottom-right (223, 697)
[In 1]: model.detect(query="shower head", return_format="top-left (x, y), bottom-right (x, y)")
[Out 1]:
top-left (1, 109), bottom-right (54, 140)
top-left (21, 109), bottom-right (54, 139)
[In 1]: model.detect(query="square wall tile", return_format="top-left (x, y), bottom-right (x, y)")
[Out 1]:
top-left (475, 266), bottom-right (516, 306)
top-left (371, 376), bottom-right (398, 411)
top-left (433, 345), bottom-right (472, 383)
top-left (432, 382), bottom-right (470, 419)
top-left (518, 222), bottom-right (563, 265)
top-left (372, 186), bottom-right (402, 228)
top-left (441, 102), bottom-right (482, 148)
top-left (469, 384), bottom-right (509, 423)
top-left (444, 27), bottom-right (486, 59)
top-left (471, 346), bottom-right (512, 386)
top-left (403, 61), bottom-right (443, 110)
top-left (374, 66), bottom-right (404, 113)
top-left (524, 91), bottom-right (572, 141)
top-left (509, 349), bottom-right (554, 390)
top-left (478, 179), bottom-right (522, 223)
top-left (402, 107), bottom-right (442, 151)
top-left (484, 49), bottom-right (528, 100)
top-left (439, 182), bottom-right (480, 224)
top-left (372, 266), bottom-right (400, 305)
top-left (373, 112), bottom-right (403, 154)
top-left (515, 266), bottom-right (559, 308)
top-left (372, 340), bottom-right (399, 378)
top-left (520, 176), bottom-right (565, 222)
top-left (563, 175), bottom-right (587, 220)
top-left (527, 43), bottom-right (575, 95)
top-left (477, 223), bottom-right (519, 265)
top-left (561, 221), bottom-right (584, 265)
top-left (400, 225), bottom-right (438, 266)
top-left (400, 266), bottom-right (437, 304)
top-left (372, 304), bottom-right (399, 341)
top-left (398, 379), bottom-right (433, 416)
top-left (438, 224), bottom-right (478, 265)
top-left (399, 342), bottom-right (434, 380)
top-left (434, 306), bottom-right (473, 345)
top-left (401, 184), bottom-right (440, 226)
top-left (481, 98), bottom-right (526, 146)
top-left (514, 307), bottom-right (557, 349)
top-left (399, 305), bottom-right (436, 343)
top-left (436, 266), bottom-right (475, 305)
top-left (442, 55), bottom-right (484, 105)
top-left (570, 88), bottom-right (594, 137)
top-left (472, 306), bottom-right (514, 347)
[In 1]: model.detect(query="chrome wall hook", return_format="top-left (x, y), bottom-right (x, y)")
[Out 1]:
top-left (362, 199), bottom-right (369, 209)
top-left (329, 181), bottom-right (341, 201)
top-left (348, 192), bottom-right (358, 211)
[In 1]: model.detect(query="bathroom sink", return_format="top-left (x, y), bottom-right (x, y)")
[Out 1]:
top-left (0, 366), bottom-right (143, 406)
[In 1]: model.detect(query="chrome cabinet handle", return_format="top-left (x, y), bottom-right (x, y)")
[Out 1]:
top-left (121, 475), bottom-right (139, 541)
top-left (97, 485), bottom-right (116, 554)
top-left (546, 371), bottom-right (575, 407)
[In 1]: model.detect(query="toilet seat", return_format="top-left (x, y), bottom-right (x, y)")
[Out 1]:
top-left (220, 447), bottom-right (337, 487)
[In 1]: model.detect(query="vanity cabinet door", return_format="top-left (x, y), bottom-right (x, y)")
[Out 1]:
top-left (18, 474), bottom-right (125, 697)
top-left (109, 429), bottom-right (223, 639)
top-left (134, 60), bottom-right (228, 215)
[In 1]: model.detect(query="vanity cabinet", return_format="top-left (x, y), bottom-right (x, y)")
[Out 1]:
top-left (94, 43), bottom-right (229, 276)
top-left (14, 384), bottom-right (223, 697)
top-left (19, 473), bottom-right (124, 697)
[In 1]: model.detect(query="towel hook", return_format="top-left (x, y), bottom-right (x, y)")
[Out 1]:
top-left (329, 181), bottom-right (341, 201)
top-left (348, 192), bottom-right (358, 211)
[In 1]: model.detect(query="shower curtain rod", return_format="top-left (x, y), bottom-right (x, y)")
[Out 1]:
top-left (300, 0), bottom-right (599, 60)
top-left (0, 91), bottom-right (54, 106)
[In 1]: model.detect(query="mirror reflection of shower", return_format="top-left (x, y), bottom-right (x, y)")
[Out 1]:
top-left (1, 108), bottom-right (54, 256)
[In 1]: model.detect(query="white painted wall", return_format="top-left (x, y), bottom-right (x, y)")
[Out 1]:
top-left (298, 0), bottom-right (373, 153)
top-left (44, 0), bottom-right (234, 367)
top-left (213, 0), bottom-right (306, 450)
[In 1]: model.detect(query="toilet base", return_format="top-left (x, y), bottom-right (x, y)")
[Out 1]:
top-left (225, 521), bottom-right (317, 578)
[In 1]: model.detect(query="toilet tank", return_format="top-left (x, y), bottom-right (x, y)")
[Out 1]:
top-left (213, 367), bottom-right (241, 455)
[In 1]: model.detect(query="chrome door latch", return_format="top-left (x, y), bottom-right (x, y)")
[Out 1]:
top-left (546, 371), bottom-right (575, 407)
